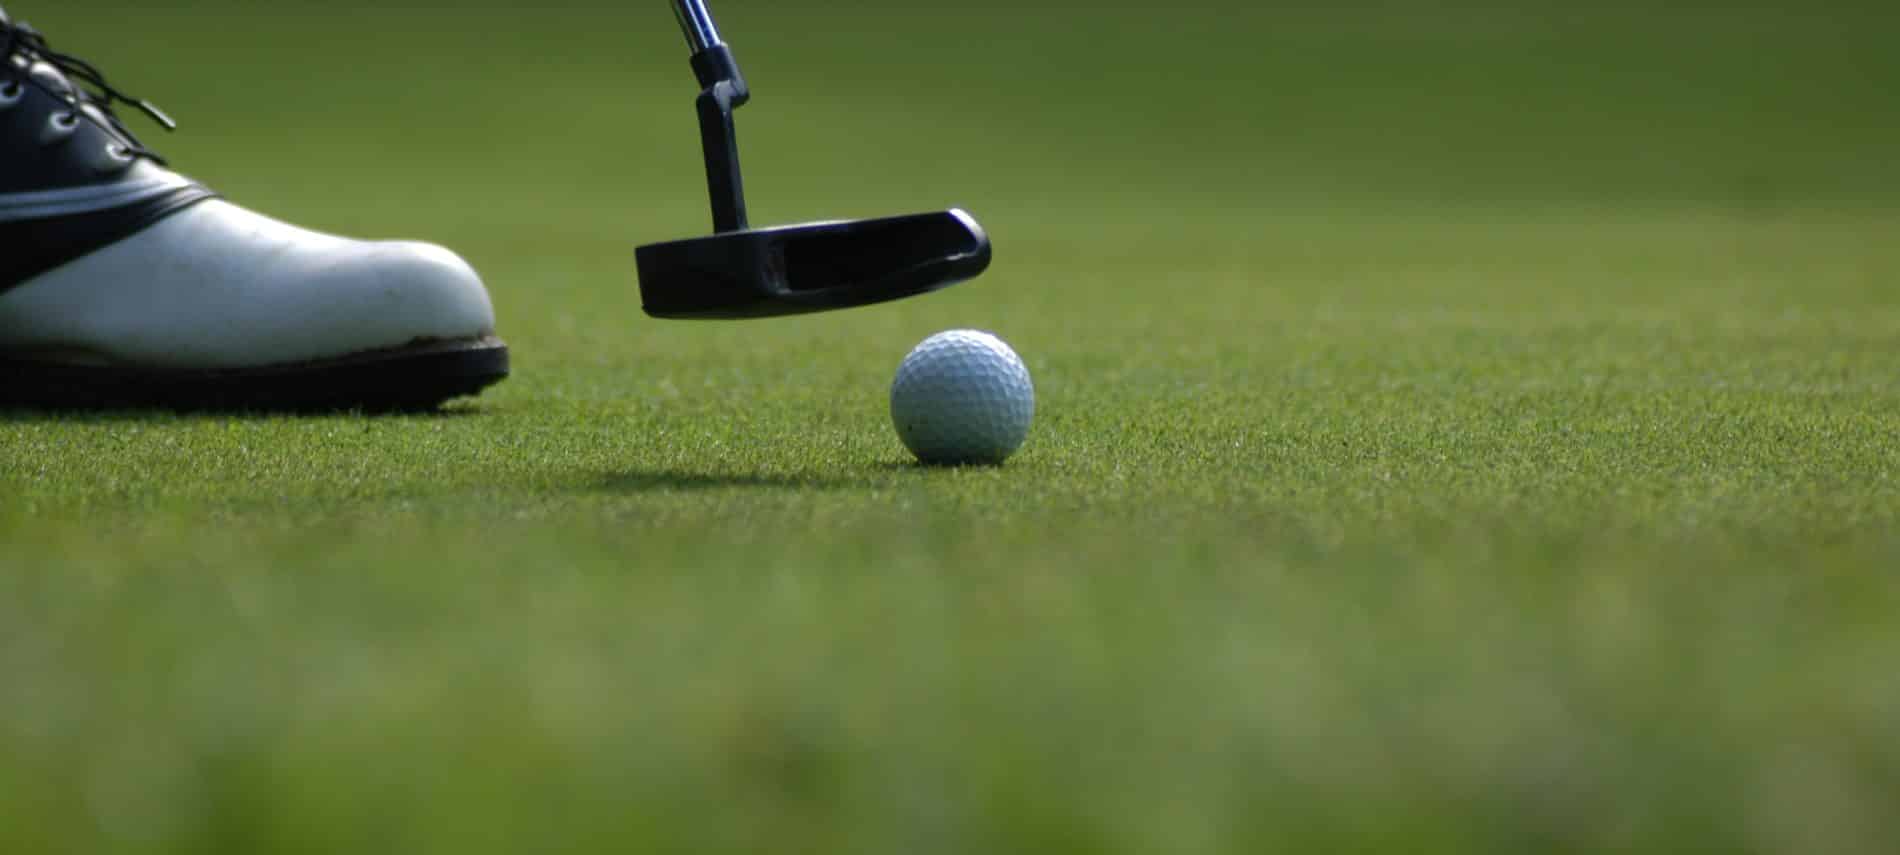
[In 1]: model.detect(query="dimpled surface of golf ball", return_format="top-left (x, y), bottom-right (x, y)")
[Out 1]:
top-left (890, 330), bottom-right (1034, 464)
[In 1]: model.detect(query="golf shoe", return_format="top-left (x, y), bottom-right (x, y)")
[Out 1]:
top-left (0, 7), bottom-right (507, 410)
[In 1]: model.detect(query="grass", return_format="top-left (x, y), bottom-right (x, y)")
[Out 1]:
top-left (4, 1), bottom-right (1899, 852)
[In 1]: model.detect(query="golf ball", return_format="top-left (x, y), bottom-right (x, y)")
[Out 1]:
top-left (890, 329), bottom-right (1034, 464)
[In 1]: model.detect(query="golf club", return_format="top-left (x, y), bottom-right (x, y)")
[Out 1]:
top-left (636, 0), bottom-right (992, 319)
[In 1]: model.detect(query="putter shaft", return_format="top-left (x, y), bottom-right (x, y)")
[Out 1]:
top-left (671, 0), bottom-right (724, 53)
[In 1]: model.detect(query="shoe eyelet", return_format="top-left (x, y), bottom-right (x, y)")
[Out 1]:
top-left (39, 110), bottom-right (80, 145)
top-left (0, 80), bottom-right (21, 108)
top-left (92, 141), bottom-right (138, 175)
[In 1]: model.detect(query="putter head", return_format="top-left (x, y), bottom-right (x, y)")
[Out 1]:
top-left (636, 208), bottom-right (991, 319)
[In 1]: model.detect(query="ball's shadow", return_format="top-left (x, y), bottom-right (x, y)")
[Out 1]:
top-left (874, 459), bottom-right (1009, 471)
top-left (590, 458), bottom-right (1009, 494)
top-left (588, 468), bottom-right (872, 493)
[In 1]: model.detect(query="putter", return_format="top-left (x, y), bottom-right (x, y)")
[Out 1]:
top-left (636, 0), bottom-right (992, 319)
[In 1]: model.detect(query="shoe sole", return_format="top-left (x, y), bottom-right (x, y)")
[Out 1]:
top-left (0, 336), bottom-right (509, 413)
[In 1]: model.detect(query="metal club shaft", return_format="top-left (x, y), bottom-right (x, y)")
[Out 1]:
top-left (671, 0), bottom-right (724, 53)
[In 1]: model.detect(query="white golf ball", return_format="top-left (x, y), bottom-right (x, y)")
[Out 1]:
top-left (890, 329), bottom-right (1035, 465)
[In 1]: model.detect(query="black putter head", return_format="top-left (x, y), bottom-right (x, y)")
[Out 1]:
top-left (638, 1), bottom-right (991, 319)
top-left (637, 208), bottom-right (990, 319)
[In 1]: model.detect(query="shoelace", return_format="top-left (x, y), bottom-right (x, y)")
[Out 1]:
top-left (3, 18), bottom-right (174, 161)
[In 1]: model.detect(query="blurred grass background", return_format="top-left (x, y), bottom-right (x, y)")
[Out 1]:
top-left (4, 1), bottom-right (1899, 852)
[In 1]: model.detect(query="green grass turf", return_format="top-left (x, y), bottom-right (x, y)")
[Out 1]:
top-left (4, 1), bottom-right (1899, 852)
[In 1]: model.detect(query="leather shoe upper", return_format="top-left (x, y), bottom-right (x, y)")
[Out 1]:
top-left (1, 13), bottom-right (215, 290)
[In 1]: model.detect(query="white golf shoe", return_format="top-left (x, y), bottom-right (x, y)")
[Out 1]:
top-left (0, 9), bottom-right (507, 410)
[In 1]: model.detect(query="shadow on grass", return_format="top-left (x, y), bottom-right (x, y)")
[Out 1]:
top-left (589, 468), bottom-right (874, 493)
top-left (0, 405), bottom-right (489, 424)
top-left (873, 460), bottom-right (1009, 472)
top-left (586, 458), bottom-right (1011, 494)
